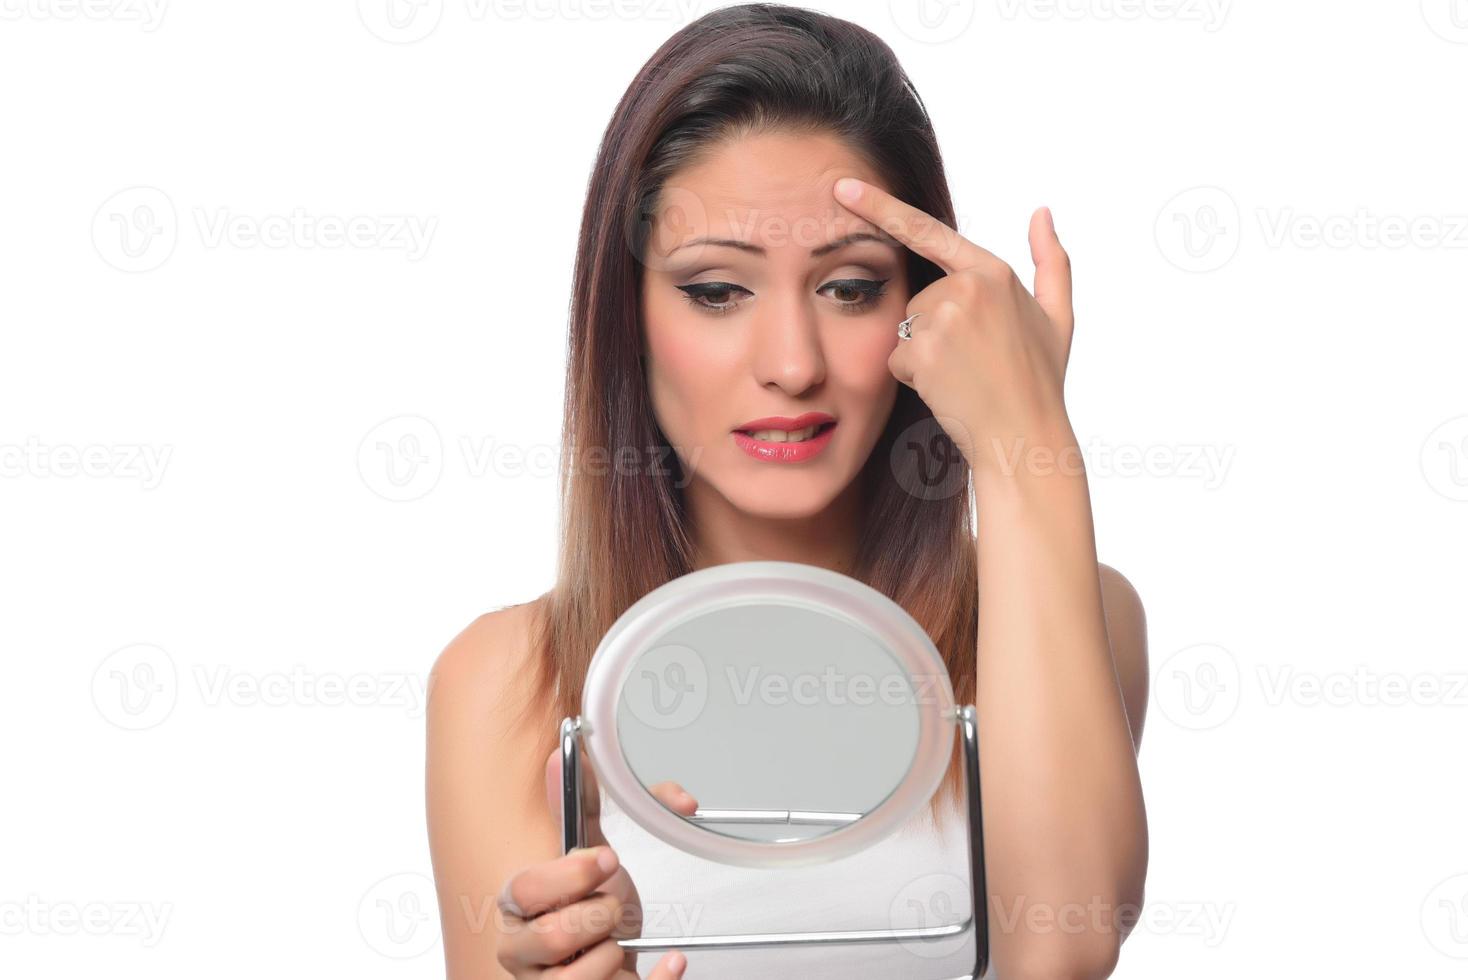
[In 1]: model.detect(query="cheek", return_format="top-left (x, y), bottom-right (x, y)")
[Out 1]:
top-left (643, 313), bottom-right (739, 436)
top-left (828, 324), bottom-right (900, 398)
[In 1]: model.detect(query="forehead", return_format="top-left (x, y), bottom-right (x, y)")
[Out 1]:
top-left (650, 129), bottom-right (893, 252)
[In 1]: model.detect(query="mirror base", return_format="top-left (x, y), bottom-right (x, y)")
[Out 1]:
top-left (558, 705), bottom-right (989, 978)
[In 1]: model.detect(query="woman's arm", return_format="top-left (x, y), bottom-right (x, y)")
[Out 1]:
top-left (427, 604), bottom-right (690, 980)
top-left (972, 434), bottom-right (1150, 980)
top-left (828, 178), bottom-right (1150, 979)
top-left (426, 605), bottom-right (560, 979)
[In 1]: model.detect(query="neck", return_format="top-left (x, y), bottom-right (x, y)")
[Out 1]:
top-left (685, 474), bottom-right (866, 577)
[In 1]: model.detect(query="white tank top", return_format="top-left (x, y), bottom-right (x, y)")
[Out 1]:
top-left (598, 791), bottom-right (992, 978)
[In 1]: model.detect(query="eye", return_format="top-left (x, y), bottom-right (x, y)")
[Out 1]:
top-left (676, 281), bottom-right (750, 317)
top-left (675, 278), bottom-right (891, 318)
top-left (820, 277), bottom-right (890, 314)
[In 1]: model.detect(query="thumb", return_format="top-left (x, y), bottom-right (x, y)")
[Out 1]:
top-left (1029, 206), bottom-right (1075, 335)
top-left (646, 950), bottom-right (689, 979)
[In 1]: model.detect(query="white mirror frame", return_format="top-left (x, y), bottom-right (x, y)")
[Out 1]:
top-left (580, 560), bottom-right (958, 869)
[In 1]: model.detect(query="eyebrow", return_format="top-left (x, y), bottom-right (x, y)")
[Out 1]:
top-left (667, 230), bottom-right (901, 258)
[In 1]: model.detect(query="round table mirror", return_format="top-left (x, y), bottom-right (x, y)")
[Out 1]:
top-left (580, 560), bottom-right (957, 869)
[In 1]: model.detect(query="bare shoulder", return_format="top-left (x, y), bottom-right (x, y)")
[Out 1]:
top-left (428, 586), bottom-right (557, 786)
top-left (428, 596), bottom-right (549, 729)
top-left (427, 593), bottom-right (560, 795)
top-left (1098, 563), bottom-right (1148, 751)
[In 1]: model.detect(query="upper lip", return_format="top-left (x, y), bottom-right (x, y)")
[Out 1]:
top-left (734, 412), bottom-right (836, 433)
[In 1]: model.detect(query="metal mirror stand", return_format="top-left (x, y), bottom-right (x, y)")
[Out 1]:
top-left (557, 706), bottom-right (990, 979)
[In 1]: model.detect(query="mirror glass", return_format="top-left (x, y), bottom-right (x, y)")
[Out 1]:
top-left (615, 600), bottom-right (921, 844)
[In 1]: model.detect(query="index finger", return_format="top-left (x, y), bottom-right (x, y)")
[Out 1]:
top-left (648, 779), bottom-right (699, 816)
top-left (833, 176), bottom-right (995, 275)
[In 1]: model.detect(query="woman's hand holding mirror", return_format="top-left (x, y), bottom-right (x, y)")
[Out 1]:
top-left (487, 748), bottom-right (688, 978)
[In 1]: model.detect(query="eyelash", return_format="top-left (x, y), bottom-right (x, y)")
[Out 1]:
top-left (676, 278), bottom-right (890, 318)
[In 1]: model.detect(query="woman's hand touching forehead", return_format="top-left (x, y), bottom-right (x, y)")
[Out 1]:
top-left (830, 174), bottom-right (1078, 480)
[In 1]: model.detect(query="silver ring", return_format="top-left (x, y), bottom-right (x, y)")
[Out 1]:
top-left (896, 312), bottom-right (922, 341)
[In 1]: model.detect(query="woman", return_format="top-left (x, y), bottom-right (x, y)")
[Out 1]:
top-left (427, 4), bottom-right (1149, 978)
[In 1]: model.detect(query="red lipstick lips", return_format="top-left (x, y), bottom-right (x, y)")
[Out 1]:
top-left (732, 412), bottom-right (837, 463)
top-left (734, 411), bottom-right (836, 433)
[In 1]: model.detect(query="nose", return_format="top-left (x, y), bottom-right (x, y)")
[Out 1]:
top-left (748, 287), bottom-right (826, 396)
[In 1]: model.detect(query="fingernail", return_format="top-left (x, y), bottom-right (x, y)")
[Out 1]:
top-left (834, 177), bottom-right (862, 203)
top-left (1044, 206), bottom-right (1056, 234)
top-left (668, 950), bottom-right (687, 975)
top-left (596, 846), bottom-right (619, 874)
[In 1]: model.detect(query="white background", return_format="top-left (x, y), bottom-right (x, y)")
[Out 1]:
top-left (2, 0), bottom-right (1466, 976)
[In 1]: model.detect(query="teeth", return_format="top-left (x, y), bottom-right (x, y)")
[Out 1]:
top-left (747, 424), bottom-right (823, 443)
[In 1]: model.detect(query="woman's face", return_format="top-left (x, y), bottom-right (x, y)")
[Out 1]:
top-left (640, 130), bottom-right (910, 521)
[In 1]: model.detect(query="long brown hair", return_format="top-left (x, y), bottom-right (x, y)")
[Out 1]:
top-left (518, 2), bottom-right (978, 834)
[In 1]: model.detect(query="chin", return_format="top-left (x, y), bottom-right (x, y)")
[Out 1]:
top-left (717, 480), bottom-right (844, 521)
